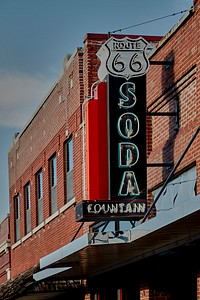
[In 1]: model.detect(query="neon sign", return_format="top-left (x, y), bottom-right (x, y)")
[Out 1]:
top-left (108, 76), bottom-right (147, 203)
top-left (76, 37), bottom-right (149, 222)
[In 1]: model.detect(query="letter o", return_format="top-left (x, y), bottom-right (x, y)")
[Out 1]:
top-left (118, 113), bottom-right (139, 139)
top-left (94, 204), bottom-right (101, 214)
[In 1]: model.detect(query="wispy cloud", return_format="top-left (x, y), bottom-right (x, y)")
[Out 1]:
top-left (0, 70), bottom-right (54, 128)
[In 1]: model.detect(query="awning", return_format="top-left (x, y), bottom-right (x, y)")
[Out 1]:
top-left (0, 264), bottom-right (85, 300)
top-left (34, 199), bottom-right (200, 281)
top-left (0, 265), bottom-right (39, 300)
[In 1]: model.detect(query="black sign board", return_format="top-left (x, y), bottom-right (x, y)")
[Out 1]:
top-left (108, 75), bottom-right (147, 202)
top-left (76, 200), bottom-right (146, 221)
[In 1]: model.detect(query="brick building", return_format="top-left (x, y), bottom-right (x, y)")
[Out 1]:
top-left (0, 215), bottom-right (10, 283)
top-left (1, 0), bottom-right (200, 299)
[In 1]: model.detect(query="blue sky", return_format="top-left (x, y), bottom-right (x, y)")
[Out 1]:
top-left (0, 0), bottom-right (193, 221)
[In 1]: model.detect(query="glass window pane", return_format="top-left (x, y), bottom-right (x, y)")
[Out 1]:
top-left (25, 183), bottom-right (31, 210)
top-left (24, 183), bottom-right (31, 234)
top-left (36, 169), bottom-right (43, 224)
top-left (37, 169), bottom-right (43, 199)
top-left (50, 154), bottom-right (57, 214)
top-left (14, 195), bottom-right (20, 220)
top-left (67, 139), bottom-right (73, 172)
top-left (65, 138), bottom-right (74, 202)
top-left (51, 155), bottom-right (57, 187)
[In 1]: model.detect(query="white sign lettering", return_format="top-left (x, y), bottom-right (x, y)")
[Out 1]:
top-left (86, 202), bottom-right (146, 214)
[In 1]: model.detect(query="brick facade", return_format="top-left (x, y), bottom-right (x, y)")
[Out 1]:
top-left (142, 1), bottom-right (200, 298)
top-left (0, 215), bottom-right (10, 283)
top-left (147, 2), bottom-right (200, 195)
top-left (8, 49), bottom-right (86, 277)
top-left (8, 34), bottom-right (161, 279)
top-left (5, 0), bottom-right (200, 298)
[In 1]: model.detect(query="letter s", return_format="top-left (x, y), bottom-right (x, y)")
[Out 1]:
top-left (119, 82), bottom-right (136, 109)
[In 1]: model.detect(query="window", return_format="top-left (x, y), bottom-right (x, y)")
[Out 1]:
top-left (65, 138), bottom-right (74, 202)
top-left (14, 195), bottom-right (20, 242)
top-left (36, 169), bottom-right (43, 225)
top-left (24, 182), bottom-right (31, 234)
top-left (50, 154), bottom-right (57, 214)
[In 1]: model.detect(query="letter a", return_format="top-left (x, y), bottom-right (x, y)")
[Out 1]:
top-left (118, 171), bottom-right (140, 196)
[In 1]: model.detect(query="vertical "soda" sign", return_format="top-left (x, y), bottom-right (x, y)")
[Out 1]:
top-left (98, 36), bottom-right (149, 207)
top-left (108, 75), bottom-right (147, 202)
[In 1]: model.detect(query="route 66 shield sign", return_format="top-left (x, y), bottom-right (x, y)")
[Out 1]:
top-left (97, 36), bottom-right (150, 81)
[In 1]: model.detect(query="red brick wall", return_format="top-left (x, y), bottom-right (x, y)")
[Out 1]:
top-left (8, 49), bottom-right (88, 277)
top-left (0, 215), bottom-right (10, 245)
top-left (0, 215), bottom-right (10, 283)
top-left (147, 7), bottom-right (200, 194)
